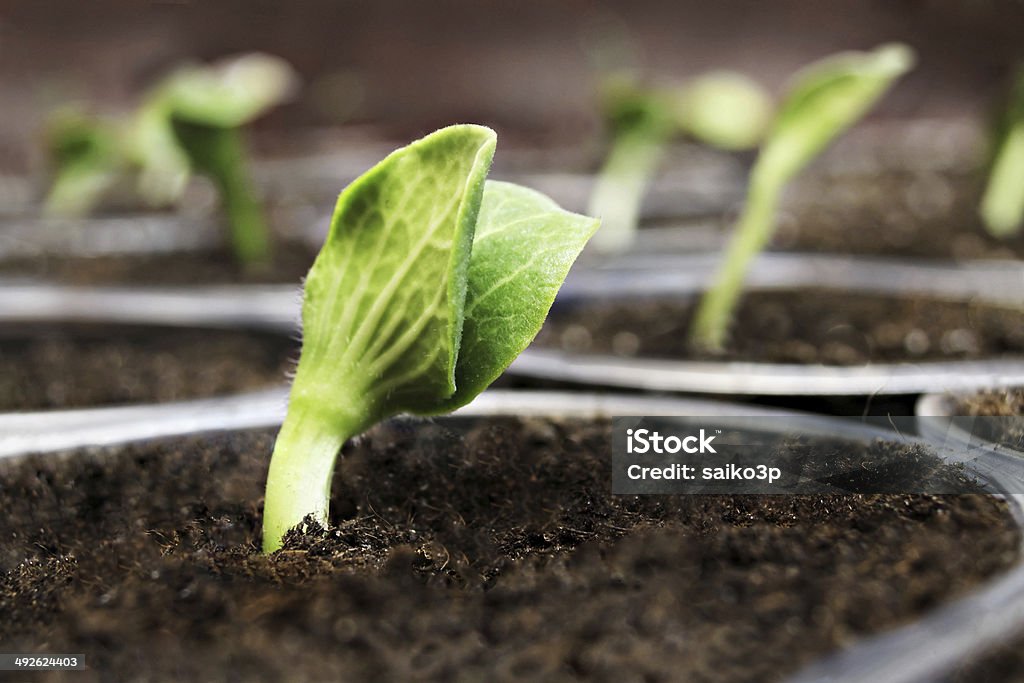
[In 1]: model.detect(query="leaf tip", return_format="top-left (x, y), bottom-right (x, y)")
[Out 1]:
top-left (871, 43), bottom-right (916, 76)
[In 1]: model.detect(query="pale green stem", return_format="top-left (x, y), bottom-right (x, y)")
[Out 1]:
top-left (588, 127), bottom-right (668, 253)
top-left (981, 122), bottom-right (1024, 237)
top-left (43, 165), bottom-right (116, 217)
top-left (690, 174), bottom-right (780, 351)
top-left (217, 146), bottom-right (271, 266)
top-left (172, 119), bottom-right (271, 267)
top-left (262, 398), bottom-right (354, 553)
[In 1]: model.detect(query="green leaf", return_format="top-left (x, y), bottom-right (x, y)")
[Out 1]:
top-left (163, 53), bottom-right (298, 128)
top-left (170, 121), bottom-right (270, 264)
top-left (756, 43), bottom-right (914, 190)
top-left (435, 180), bottom-right (599, 411)
top-left (293, 124), bottom-right (497, 423)
top-left (677, 71), bottom-right (771, 151)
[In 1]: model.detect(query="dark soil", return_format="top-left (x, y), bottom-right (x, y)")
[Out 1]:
top-left (952, 639), bottom-right (1024, 683)
top-left (537, 290), bottom-right (1024, 366)
top-left (0, 323), bottom-right (295, 410)
top-left (959, 388), bottom-right (1024, 418)
top-left (956, 388), bottom-right (1024, 451)
top-left (0, 417), bottom-right (1018, 682)
top-left (775, 170), bottom-right (1024, 261)
top-left (0, 238), bottom-right (317, 286)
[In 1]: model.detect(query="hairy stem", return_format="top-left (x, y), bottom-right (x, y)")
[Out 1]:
top-left (262, 395), bottom-right (358, 553)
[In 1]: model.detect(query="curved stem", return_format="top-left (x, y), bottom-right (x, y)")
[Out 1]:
top-left (261, 397), bottom-right (355, 553)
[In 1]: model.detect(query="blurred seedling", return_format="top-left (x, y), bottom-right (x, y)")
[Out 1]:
top-left (588, 70), bottom-right (772, 252)
top-left (690, 44), bottom-right (915, 351)
top-left (43, 53), bottom-right (297, 267)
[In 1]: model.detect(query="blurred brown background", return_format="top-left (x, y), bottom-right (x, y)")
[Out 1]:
top-left (3, 0), bottom-right (1023, 172)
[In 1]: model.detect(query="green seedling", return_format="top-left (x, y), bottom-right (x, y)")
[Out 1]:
top-left (262, 125), bottom-right (599, 552)
top-left (41, 53), bottom-right (296, 266)
top-left (690, 44), bottom-right (915, 351)
top-left (42, 107), bottom-right (123, 217)
top-left (588, 70), bottom-right (770, 252)
top-left (980, 64), bottom-right (1024, 237)
top-left (135, 53), bottom-right (298, 265)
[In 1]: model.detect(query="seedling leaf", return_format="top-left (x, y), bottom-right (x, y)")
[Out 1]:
top-left (163, 53), bottom-right (298, 128)
top-left (439, 180), bottom-right (600, 410)
top-left (298, 124), bottom-right (496, 415)
top-left (678, 72), bottom-right (770, 151)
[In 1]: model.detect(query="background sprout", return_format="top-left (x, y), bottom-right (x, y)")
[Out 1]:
top-left (262, 125), bottom-right (599, 552)
top-left (588, 72), bottom-right (676, 253)
top-left (675, 72), bottom-right (772, 151)
top-left (588, 70), bottom-right (771, 253)
top-left (980, 64), bottom-right (1024, 237)
top-left (690, 43), bottom-right (915, 351)
top-left (135, 53), bottom-right (298, 265)
top-left (42, 107), bottom-right (123, 217)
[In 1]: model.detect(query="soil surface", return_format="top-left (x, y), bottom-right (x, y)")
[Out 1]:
top-left (774, 170), bottom-right (1024, 261)
top-left (0, 323), bottom-right (295, 410)
top-left (537, 290), bottom-right (1024, 366)
top-left (952, 638), bottom-right (1024, 683)
top-left (959, 388), bottom-right (1024, 417)
top-left (0, 238), bottom-right (317, 286)
top-left (0, 417), bottom-right (1018, 682)
top-left (956, 388), bottom-right (1024, 451)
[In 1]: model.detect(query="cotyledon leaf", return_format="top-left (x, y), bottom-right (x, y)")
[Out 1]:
top-left (289, 123), bottom-right (497, 427)
top-left (433, 180), bottom-right (599, 411)
top-left (755, 43), bottom-right (914, 190)
top-left (163, 53), bottom-right (298, 128)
